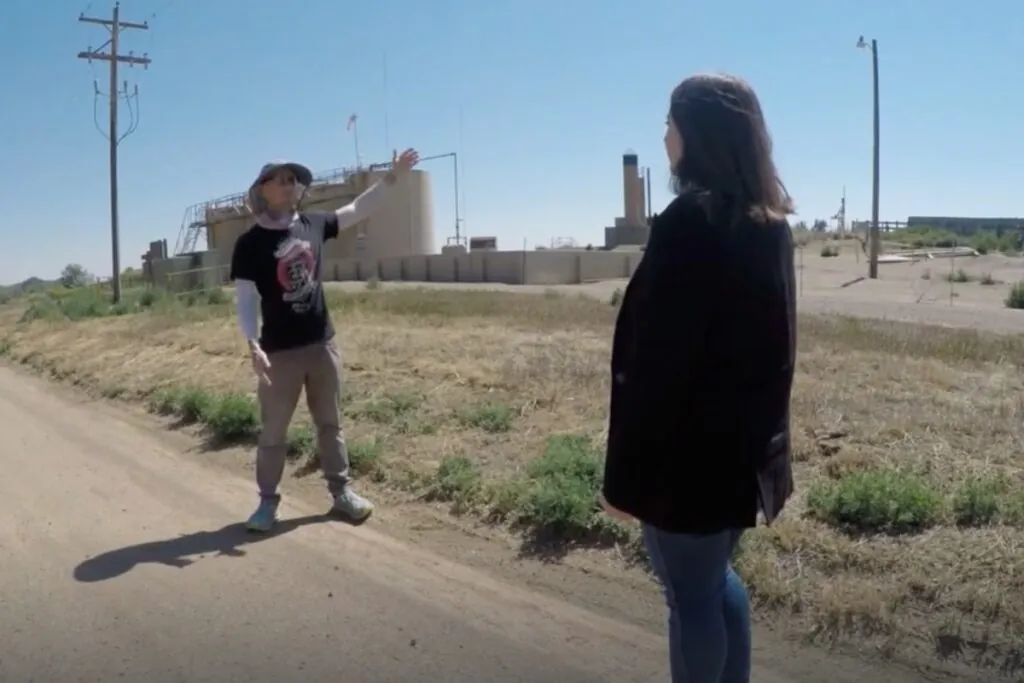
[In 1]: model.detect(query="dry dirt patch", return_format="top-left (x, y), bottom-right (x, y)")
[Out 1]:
top-left (3, 285), bottom-right (1024, 676)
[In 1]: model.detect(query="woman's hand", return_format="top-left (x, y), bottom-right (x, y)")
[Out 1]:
top-left (598, 492), bottom-right (635, 524)
top-left (392, 148), bottom-right (420, 175)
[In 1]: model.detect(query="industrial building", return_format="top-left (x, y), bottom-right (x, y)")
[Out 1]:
top-left (603, 152), bottom-right (652, 250)
top-left (176, 165), bottom-right (434, 268)
top-left (149, 151), bottom-right (653, 289)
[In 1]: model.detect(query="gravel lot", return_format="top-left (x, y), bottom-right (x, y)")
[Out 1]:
top-left (327, 245), bottom-right (1024, 334)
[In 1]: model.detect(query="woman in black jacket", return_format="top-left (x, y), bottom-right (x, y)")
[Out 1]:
top-left (600, 73), bottom-right (796, 683)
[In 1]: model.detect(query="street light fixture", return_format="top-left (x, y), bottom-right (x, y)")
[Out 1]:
top-left (857, 35), bottom-right (881, 279)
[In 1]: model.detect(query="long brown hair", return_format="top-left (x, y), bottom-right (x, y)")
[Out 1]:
top-left (669, 73), bottom-right (794, 223)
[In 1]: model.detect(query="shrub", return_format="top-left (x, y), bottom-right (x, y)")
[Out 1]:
top-left (204, 287), bottom-right (229, 305)
top-left (204, 392), bottom-right (259, 442)
top-left (820, 245), bottom-right (839, 258)
top-left (20, 297), bottom-right (64, 322)
top-left (480, 479), bottom-right (530, 523)
top-left (347, 393), bottom-right (421, 424)
top-left (129, 287), bottom-right (174, 310)
top-left (1006, 282), bottom-right (1024, 309)
top-left (178, 387), bottom-right (215, 423)
top-left (805, 469), bottom-right (942, 534)
top-left (147, 387), bottom-right (185, 415)
top-left (517, 434), bottom-right (604, 537)
top-left (952, 475), bottom-right (1005, 527)
top-left (426, 455), bottom-right (481, 511)
top-left (457, 402), bottom-right (513, 433)
top-left (17, 285), bottom-right (201, 321)
top-left (979, 272), bottom-right (999, 286)
top-left (62, 289), bottom-right (112, 319)
top-left (944, 268), bottom-right (971, 283)
top-left (138, 288), bottom-right (161, 308)
top-left (347, 438), bottom-right (384, 478)
top-left (286, 424), bottom-right (315, 459)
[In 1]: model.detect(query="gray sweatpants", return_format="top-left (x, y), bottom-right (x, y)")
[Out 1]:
top-left (256, 340), bottom-right (350, 499)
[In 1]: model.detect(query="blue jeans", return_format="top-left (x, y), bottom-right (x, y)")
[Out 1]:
top-left (643, 525), bottom-right (751, 683)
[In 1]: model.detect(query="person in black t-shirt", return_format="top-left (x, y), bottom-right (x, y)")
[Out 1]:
top-left (230, 149), bottom-right (420, 532)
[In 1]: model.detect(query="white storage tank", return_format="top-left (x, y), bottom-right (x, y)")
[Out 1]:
top-left (361, 168), bottom-right (435, 258)
top-left (196, 166), bottom-right (435, 265)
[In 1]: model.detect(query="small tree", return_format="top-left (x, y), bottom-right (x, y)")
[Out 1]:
top-left (1006, 282), bottom-right (1024, 309)
top-left (59, 263), bottom-right (91, 289)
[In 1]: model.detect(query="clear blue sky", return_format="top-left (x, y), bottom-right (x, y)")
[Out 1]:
top-left (2, 0), bottom-right (1021, 284)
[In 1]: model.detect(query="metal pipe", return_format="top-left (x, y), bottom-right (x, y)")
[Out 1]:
top-left (453, 152), bottom-right (461, 243)
top-left (379, 151), bottom-right (462, 246)
top-left (645, 167), bottom-right (653, 222)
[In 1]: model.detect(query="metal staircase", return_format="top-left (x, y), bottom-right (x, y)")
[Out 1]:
top-left (174, 190), bottom-right (247, 255)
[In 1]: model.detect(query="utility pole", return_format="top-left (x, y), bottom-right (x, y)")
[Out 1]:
top-left (77, 3), bottom-right (150, 303)
top-left (857, 36), bottom-right (881, 279)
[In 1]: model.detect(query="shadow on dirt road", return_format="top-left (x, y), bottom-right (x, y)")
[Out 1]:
top-left (72, 514), bottom-right (332, 583)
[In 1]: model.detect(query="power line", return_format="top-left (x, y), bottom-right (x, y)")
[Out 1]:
top-left (90, 81), bottom-right (141, 143)
top-left (77, 2), bottom-right (151, 304)
top-left (139, 0), bottom-right (179, 57)
top-left (142, 0), bottom-right (177, 20)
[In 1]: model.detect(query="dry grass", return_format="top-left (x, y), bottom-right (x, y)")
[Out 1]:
top-left (3, 284), bottom-right (1024, 673)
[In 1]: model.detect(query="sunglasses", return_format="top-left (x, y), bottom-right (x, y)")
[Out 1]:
top-left (262, 173), bottom-right (297, 187)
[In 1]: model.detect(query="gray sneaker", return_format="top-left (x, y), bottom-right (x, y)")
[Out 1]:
top-left (245, 497), bottom-right (280, 533)
top-left (332, 489), bottom-right (374, 522)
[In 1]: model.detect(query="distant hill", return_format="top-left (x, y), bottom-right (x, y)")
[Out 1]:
top-left (0, 276), bottom-right (55, 299)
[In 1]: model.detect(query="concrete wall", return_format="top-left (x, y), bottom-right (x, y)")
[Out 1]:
top-left (604, 223), bottom-right (650, 249)
top-left (152, 251), bottom-right (227, 292)
top-left (320, 249), bottom-right (643, 286)
top-left (150, 248), bottom-right (642, 290)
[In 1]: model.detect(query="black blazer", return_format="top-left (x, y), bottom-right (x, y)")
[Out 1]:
top-left (601, 192), bottom-right (796, 534)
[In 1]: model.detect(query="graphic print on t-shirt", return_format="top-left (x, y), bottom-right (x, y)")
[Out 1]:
top-left (274, 235), bottom-right (318, 313)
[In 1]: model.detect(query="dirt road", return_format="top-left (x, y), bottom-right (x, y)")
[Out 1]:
top-left (0, 365), bottom-right (675, 682)
top-left (0, 365), bottom-right (965, 683)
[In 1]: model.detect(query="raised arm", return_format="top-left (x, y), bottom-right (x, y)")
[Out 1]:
top-left (332, 148), bottom-right (421, 232)
top-left (333, 173), bottom-right (397, 231)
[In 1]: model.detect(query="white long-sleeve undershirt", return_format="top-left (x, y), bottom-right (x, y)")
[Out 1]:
top-left (333, 173), bottom-right (396, 231)
top-left (235, 279), bottom-right (260, 342)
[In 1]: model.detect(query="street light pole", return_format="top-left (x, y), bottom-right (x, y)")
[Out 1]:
top-left (858, 35), bottom-right (881, 279)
